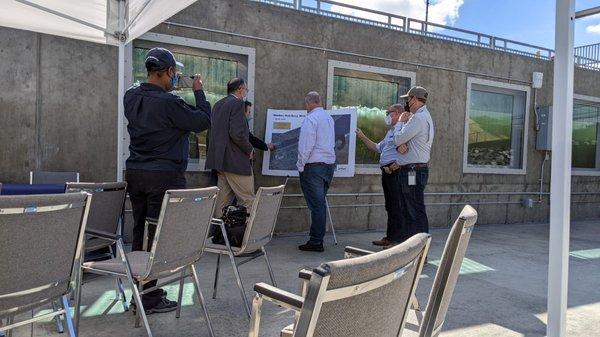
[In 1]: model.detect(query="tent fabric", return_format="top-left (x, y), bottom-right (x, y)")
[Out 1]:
top-left (0, 0), bottom-right (196, 45)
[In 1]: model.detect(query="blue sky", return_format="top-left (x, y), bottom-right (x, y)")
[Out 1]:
top-left (454, 0), bottom-right (600, 48)
top-left (332, 0), bottom-right (600, 49)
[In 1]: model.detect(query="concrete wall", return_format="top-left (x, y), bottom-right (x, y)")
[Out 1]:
top-left (1, 0), bottom-right (599, 232)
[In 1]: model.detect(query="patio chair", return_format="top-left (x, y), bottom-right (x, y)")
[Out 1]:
top-left (204, 184), bottom-right (286, 318)
top-left (249, 233), bottom-right (431, 337)
top-left (65, 182), bottom-right (129, 318)
top-left (0, 192), bottom-right (91, 337)
top-left (333, 205), bottom-right (478, 337)
top-left (414, 205), bottom-right (478, 337)
top-left (30, 171), bottom-right (80, 184)
top-left (79, 187), bottom-right (219, 337)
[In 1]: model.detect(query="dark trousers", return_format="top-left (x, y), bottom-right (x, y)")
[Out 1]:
top-left (399, 168), bottom-right (429, 235)
top-left (381, 169), bottom-right (407, 242)
top-left (299, 164), bottom-right (335, 245)
top-left (125, 169), bottom-right (186, 305)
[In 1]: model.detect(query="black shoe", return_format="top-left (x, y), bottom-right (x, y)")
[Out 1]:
top-left (131, 297), bottom-right (178, 315)
top-left (299, 242), bottom-right (324, 252)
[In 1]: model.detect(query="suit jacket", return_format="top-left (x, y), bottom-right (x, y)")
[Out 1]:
top-left (249, 132), bottom-right (268, 151)
top-left (206, 95), bottom-right (253, 175)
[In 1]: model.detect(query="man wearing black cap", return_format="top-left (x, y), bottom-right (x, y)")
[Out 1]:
top-left (124, 47), bottom-right (210, 313)
top-left (394, 86), bottom-right (434, 243)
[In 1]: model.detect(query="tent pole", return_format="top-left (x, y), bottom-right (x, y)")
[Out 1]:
top-left (117, 40), bottom-right (125, 182)
top-left (547, 1), bottom-right (575, 336)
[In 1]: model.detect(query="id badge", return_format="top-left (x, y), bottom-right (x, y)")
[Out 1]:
top-left (408, 170), bottom-right (416, 186)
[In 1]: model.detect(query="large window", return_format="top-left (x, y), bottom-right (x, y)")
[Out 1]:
top-left (573, 96), bottom-right (600, 171)
top-left (464, 78), bottom-right (530, 174)
top-left (128, 34), bottom-right (254, 171)
top-left (327, 61), bottom-right (414, 172)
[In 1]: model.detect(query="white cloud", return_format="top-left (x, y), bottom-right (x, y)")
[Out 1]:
top-left (586, 23), bottom-right (600, 34)
top-left (330, 0), bottom-right (464, 28)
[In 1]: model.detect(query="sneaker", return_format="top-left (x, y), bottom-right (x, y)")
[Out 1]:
top-left (372, 237), bottom-right (394, 246)
top-left (131, 297), bottom-right (178, 315)
top-left (298, 242), bottom-right (324, 252)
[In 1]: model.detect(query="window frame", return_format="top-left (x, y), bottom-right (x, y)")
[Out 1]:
top-left (463, 77), bottom-right (531, 175)
top-left (572, 94), bottom-right (600, 176)
top-left (123, 32), bottom-right (256, 172)
top-left (326, 60), bottom-right (416, 175)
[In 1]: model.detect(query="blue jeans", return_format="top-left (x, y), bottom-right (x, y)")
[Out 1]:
top-left (399, 168), bottom-right (429, 235)
top-left (299, 163), bottom-right (336, 244)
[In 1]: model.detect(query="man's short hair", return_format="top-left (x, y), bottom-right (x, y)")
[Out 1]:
top-left (244, 100), bottom-right (253, 107)
top-left (227, 78), bottom-right (246, 94)
top-left (390, 103), bottom-right (404, 113)
top-left (305, 91), bottom-right (321, 105)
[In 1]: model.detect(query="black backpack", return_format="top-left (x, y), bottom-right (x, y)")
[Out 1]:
top-left (211, 205), bottom-right (249, 247)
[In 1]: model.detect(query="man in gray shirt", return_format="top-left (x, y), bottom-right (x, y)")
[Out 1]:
top-left (394, 86), bottom-right (434, 236)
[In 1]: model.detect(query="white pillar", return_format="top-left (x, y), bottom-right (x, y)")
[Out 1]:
top-left (547, 0), bottom-right (575, 336)
top-left (117, 40), bottom-right (125, 182)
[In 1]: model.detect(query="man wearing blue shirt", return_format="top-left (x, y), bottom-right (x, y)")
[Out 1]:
top-left (356, 103), bottom-right (408, 248)
top-left (297, 92), bottom-right (336, 252)
top-left (124, 47), bottom-right (210, 313)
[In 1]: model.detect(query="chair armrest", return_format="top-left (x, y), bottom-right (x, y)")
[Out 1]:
top-left (299, 269), bottom-right (312, 281)
top-left (254, 282), bottom-right (303, 311)
top-left (86, 228), bottom-right (118, 241)
top-left (344, 246), bottom-right (375, 258)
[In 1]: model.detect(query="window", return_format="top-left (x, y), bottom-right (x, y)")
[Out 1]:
top-left (572, 96), bottom-right (600, 172)
top-left (126, 34), bottom-right (255, 172)
top-left (327, 61), bottom-right (414, 172)
top-left (132, 46), bottom-right (239, 170)
top-left (464, 78), bottom-right (530, 174)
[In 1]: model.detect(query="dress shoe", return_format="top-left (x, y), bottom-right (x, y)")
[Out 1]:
top-left (298, 242), bottom-right (324, 252)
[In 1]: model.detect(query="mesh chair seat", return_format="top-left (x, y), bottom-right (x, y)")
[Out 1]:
top-left (83, 251), bottom-right (150, 278)
top-left (85, 237), bottom-right (114, 252)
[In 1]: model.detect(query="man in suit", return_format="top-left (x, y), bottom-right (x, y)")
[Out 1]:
top-left (206, 78), bottom-right (255, 216)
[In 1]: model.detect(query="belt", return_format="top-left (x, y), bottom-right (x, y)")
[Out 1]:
top-left (305, 162), bottom-right (333, 167)
top-left (380, 162), bottom-right (399, 173)
top-left (400, 163), bottom-right (428, 170)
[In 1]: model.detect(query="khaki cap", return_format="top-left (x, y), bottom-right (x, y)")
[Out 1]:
top-left (400, 86), bottom-right (428, 101)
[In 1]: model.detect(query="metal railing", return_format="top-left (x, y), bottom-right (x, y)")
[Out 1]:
top-left (253, 0), bottom-right (600, 71)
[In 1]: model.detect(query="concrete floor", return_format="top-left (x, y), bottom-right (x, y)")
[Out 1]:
top-left (4, 220), bottom-right (600, 337)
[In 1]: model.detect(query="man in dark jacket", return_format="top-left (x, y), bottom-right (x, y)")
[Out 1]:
top-left (206, 78), bottom-right (254, 216)
top-left (124, 47), bottom-right (210, 313)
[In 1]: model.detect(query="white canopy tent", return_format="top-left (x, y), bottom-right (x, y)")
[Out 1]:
top-left (0, 0), bottom-right (198, 181)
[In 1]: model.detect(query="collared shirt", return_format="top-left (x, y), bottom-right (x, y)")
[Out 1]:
top-left (124, 83), bottom-right (211, 172)
top-left (296, 107), bottom-right (336, 172)
top-left (377, 122), bottom-right (403, 166)
top-left (394, 105), bottom-right (434, 165)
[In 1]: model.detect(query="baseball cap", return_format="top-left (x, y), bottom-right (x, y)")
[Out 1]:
top-left (400, 86), bottom-right (428, 101)
top-left (144, 47), bottom-right (184, 71)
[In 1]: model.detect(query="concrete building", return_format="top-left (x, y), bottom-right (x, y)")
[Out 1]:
top-left (1, 0), bottom-right (599, 232)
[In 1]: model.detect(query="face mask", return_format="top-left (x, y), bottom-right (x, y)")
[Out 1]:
top-left (384, 114), bottom-right (392, 125)
top-left (404, 100), bottom-right (411, 112)
top-left (170, 73), bottom-right (178, 91)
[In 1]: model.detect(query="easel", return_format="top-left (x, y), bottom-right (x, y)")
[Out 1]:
top-left (284, 176), bottom-right (338, 245)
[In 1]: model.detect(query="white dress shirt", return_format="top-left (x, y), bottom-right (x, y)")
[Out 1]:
top-left (296, 107), bottom-right (336, 172)
top-left (394, 105), bottom-right (434, 165)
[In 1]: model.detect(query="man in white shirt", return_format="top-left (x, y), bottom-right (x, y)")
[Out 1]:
top-left (394, 86), bottom-right (434, 236)
top-left (297, 91), bottom-right (336, 252)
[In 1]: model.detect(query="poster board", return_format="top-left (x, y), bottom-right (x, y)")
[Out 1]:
top-left (261, 108), bottom-right (357, 177)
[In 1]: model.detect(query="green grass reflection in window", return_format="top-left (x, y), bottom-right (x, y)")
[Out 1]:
top-left (572, 101), bottom-right (598, 169)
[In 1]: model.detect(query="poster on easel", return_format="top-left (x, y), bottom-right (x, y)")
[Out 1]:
top-left (261, 108), bottom-right (357, 177)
